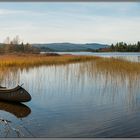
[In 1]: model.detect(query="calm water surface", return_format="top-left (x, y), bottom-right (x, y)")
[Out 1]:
top-left (0, 54), bottom-right (140, 137)
top-left (46, 52), bottom-right (140, 62)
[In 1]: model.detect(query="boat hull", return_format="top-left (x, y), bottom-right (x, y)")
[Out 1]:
top-left (0, 86), bottom-right (31, 102)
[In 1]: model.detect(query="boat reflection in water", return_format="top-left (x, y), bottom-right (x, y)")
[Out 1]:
top-left (0, 101), bottom-right (31, 118)
top-left (0, 101), bottom-right (31, 137)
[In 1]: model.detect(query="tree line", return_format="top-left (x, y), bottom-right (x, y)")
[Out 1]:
top-left (96, 41), bottom-right (140, 52)
top-left (0, 36), bottom-right (40, 54)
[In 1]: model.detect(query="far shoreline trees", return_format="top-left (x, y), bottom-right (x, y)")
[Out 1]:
top-left (96, 41), bottom-right (140, 52)
top-left (0, 36), bottom-right (140, 53)
top-left (0, 35), bottom-right (40, 54)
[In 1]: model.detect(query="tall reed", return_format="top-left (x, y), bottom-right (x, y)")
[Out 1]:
top-left (0, 54), bottom-right (99, 68)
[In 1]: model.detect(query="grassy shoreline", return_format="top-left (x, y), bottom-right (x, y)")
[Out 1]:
top-left (93, 57), bottom-right (140, 78)
top-left (0, 53), bottom-right (99, 67)
top-left (0, 53), bottom-right (140, 74)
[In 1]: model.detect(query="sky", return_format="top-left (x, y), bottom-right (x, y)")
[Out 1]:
top-left (0, 2), bottom-right (140, 44)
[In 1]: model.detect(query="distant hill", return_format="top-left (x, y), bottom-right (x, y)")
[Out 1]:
top-left (32, 43), bottom-right (109, 52)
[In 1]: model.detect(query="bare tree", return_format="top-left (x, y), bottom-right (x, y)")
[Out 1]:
top-left (4, 37), bottom-right (10, 44)
top-left (12, 35), bottom-right (21, 45)
top-left (1, 35), bottom-right (40, 54)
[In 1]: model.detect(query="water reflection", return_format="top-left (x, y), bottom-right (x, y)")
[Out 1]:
top-left (0, 67), bottom-right (20, 88)
top-left (0, 59), bottom-right (140, 111)
top-left (78, 60), bottom-right (140, 109)
top-left (0, 101), bottom-right (31, 118)
top-left (0, 57), bottom-right (140, 137)
top-left (115, 55), bottom-right (140, 62)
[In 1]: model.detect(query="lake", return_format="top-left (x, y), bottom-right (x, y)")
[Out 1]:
top-left (42, 52), bottom-right (140, 62)
top-left (0, 53), bottom-right (140, 137)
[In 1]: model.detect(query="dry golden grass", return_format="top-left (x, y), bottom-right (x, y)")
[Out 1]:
top-left (0, 54), bottom-right (140, 92)
top-left (76, 57), bottom-right (140, 92)
top-left (94, 57), bottom-right (140, 74)
top-left (77, 57), bottom-right (140, 90)
top-left (0, 53), bottom-right (140, 74)
top-left (0, 54), bottom-right (140, 73)
top-left (0, 54), bottom-right (99, 68)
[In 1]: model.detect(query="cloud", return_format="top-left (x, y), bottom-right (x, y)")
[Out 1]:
top-left (0, 9), bottom-right (26, 15)
top-left (0, 3), bottom-right (140, 44)
top-left (0, 9), bottom-right (48, 16)
top-left (0, 15), bottom-right (140, 44)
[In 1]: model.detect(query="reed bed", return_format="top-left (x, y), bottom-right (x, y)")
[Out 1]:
top-left (76, 57), bottom-right (140, 97)
top-left (0, 55), bottom-right (140, 94)
top-left (94, 57), bottom-right (140, 75)
top-left (0, 54), bottom-right (140, 73)
top-left (0, 54), bottom-right (99, 68)
top-left (77, 57), bottom-right (140, 86)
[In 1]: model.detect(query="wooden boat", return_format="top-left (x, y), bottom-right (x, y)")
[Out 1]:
top-left (0, 85), bottom-right (31, 102)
